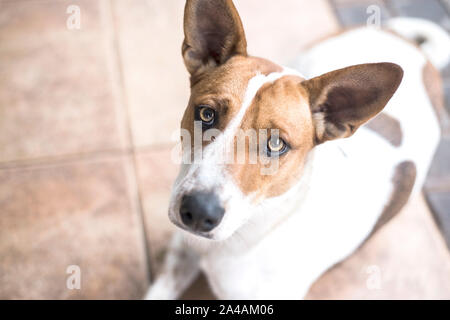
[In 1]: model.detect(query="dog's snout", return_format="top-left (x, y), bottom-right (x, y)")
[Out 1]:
top-left (180, 192), bottom-right (225, 233)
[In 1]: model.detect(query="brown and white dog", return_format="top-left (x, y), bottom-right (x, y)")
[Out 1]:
top-left (146, 0), bottom-right (450, 299)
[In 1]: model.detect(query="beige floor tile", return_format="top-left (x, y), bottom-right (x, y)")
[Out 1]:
top-left (306, 194), bottom-right (450, 299)
top-left (0, 156), bottom-right (148, 299)
top-left (0, 0), bottom-right (128, 163)
top-left (0, 0), bottom-right (102, 42)
top-left (135, 147), bottom-right (179, 273)
top-left (234, 0), bottom-right (341, 64)
top-left (112, 0), bottom-right (190, 148)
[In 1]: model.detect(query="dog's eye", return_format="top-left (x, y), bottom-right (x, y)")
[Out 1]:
top-left (267, 137), bottom-right (288, 157)
top-left (200, 107), bottom-right (214, 122)
top-left (196, 105), bottom-right (216, 127)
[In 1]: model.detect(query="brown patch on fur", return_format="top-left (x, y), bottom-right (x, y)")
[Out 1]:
top-left (232, 75), bottom-right (315, 199)
top-left (423, 61), bottom-right (445, 127)
top-left (369, 161), bottom-right (417, 238)
top-left (366, 113), bottom-right (403, 147)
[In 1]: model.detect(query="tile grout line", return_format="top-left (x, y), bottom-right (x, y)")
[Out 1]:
top-left (424, 193), bottom-right (450, 251)
top-left (105, 0), bottom-right (154, 286)
top-left (0, 144), bottom-right (176, 172)
top-left (0, 148), bottom-right (133, 171)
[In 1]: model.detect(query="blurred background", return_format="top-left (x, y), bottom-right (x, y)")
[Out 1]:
top-left (0, 0), bottom-right (449, 299)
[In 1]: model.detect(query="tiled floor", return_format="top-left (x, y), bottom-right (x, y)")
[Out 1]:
top-left (0, 0), bottom-right (146, 299)
top-left (0, 156), bottom-right (147, 299)
top-left (0, 0), bottom-right (128, 164)
top-left (0, 0), bottom-right (449, 299)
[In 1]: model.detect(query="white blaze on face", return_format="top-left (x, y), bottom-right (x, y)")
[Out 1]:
top-left (169, 68), bottom-right (303, 240)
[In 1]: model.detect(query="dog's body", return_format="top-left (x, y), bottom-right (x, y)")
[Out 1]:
top-left (146, 1), bottom-right (449, 299)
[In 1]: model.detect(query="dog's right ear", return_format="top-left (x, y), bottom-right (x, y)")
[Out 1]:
top-left (182, 0), bottom-right (247, 77)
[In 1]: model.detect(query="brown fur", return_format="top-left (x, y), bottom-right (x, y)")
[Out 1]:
top-left (182, 0), bottom-right (247, 78)
top-left (370, 161), bottom-right (417, 237)
top-left (233, 76), bottom-right (314, 198)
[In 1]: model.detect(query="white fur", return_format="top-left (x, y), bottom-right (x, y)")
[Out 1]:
top-left (148, 21), bottom-right (442, 300)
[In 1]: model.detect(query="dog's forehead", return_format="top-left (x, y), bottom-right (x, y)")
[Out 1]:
top-left (184, 56), bottom-right (281, 134)
top-left (189, 56), bottom-right (309, 132)
top-left (191, 56), bottom-right (281, 105)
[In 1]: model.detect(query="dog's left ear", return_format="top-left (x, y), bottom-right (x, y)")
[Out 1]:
top-left (182, 0), bottom-right (247, 76)
top-left (300, 63), bottom-right (403, 145)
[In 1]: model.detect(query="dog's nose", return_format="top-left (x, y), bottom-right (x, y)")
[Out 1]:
top-left (180, 192), bottom-right (225, 233)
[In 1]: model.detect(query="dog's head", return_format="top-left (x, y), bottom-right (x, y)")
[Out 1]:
top-left (169, 0), bottom-right (403, 241)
